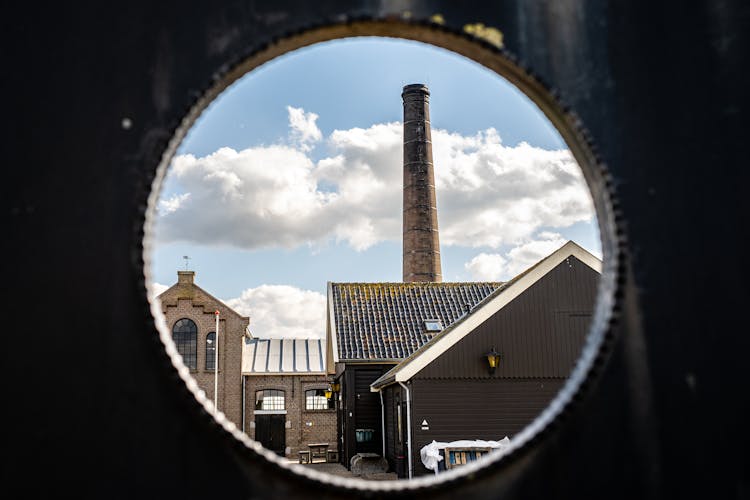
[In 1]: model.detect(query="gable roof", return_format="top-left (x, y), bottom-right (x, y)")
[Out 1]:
top-left (242, 338), bottom-right (326, 375)
top-left (370, 241), bottom-right (602, 389)
top-left (328, 281), bottom-right (503, 362)
top-left (157, 273), bottom-right (249, 325)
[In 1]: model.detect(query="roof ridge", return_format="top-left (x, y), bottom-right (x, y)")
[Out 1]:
top-left (330, 281), bottom-right (504, 286)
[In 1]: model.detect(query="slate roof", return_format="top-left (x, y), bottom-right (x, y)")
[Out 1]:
top-left (329, 282), bottom-right (503, 361)
top-left (242, 338), bottom-right (326, 374)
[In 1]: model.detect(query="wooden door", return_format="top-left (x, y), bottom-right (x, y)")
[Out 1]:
top-left (255, 414), bottom-right (286, 456)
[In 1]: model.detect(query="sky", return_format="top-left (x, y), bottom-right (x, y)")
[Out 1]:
top-left (147, 37), bottom-right (601, 339)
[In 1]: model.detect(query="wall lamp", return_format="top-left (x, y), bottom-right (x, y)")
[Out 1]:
top-left (325, 382), bottom-right (341, 399)
top-left (485, 347), bottom-right (502, 375)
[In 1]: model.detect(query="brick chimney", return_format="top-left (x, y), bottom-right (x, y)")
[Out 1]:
top-left (402, 83), bottom-right (442, 283)
top-left (177, 271), bottom-right (195, 284)
top-left (175, 270), bottom-right (196, 299)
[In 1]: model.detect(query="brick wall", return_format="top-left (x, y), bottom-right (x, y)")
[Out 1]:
top-left (244, 374), bottom-right (338, 458)
top-left (158, 272), bottom-right (247, 428)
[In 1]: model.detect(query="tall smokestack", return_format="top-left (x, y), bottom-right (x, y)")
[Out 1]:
top-left (402, 83), bottom-right (442, 283)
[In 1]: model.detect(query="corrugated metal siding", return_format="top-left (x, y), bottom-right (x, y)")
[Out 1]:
top-left (341, 370), bottom-right (355, 465)
top-left (354, 367), bottom-right (388, 455)
top-left (383, 385), bottom-right (408, 476)
top-left (384, 386), bottom-right (396, 466)
top-left (339, 365), bottom-right (392, 466)
top-left (241, 338), bottom-right (326, 374)
top-left (416, 257), bottom-right (599, 379)
top-left (410, 378), bottom-right (564, 476)
top-left (331, 282), bottom-right (503, 361)
top-left (354, 368), bottom-right (382, 444)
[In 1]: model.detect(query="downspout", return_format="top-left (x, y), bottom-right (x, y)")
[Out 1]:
top-left (241, 375), bottom-right (246, 433)
top-left (398, 381), bottom-right (413, 479)
top-left (379, 390), bottom-right (386, 457)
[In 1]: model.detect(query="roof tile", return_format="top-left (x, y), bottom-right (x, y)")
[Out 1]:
top-left (331, 282), bottom-right (503, 361)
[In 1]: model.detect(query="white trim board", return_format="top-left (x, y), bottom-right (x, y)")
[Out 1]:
top-left (371, 241), bottom-right (601, 389)
top-left (327, 281), bottom-right (340, 364)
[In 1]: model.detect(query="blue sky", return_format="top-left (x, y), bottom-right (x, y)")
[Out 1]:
top-left (175, 38), bottom-right (566, 158)
top-left (148, 37), bottom-right (600, 338)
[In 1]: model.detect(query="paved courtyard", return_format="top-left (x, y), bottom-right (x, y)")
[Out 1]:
top-left (289, 461), bottom-right (398, 481)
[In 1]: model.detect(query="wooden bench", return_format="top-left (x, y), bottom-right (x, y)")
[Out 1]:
top-left (308, 442), bottom-right (329, 463)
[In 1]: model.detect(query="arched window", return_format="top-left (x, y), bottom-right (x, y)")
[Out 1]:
top-left (172, 318), bottom-right (197, 370)
top-left (205, 332), bottom-right (216, 371)
top-left (255, 389), bottom-right (285, 411)
top-left (305, 389), bottom-right (335, 410)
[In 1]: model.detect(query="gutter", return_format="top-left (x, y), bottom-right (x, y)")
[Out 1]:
top-left (371, 373), bottom-right (396, 391)
top-left (398, 381), bottom-right (413, 479)
top-left (340, 358), bottom-right (402, 364)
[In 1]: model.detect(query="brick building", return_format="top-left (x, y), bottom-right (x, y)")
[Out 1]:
top-left (158, 270), bottom-right (247, 426)
top-left (242, 338), bottom-right (337, 459)
top-left (157, 271), bottom-right (337, 460)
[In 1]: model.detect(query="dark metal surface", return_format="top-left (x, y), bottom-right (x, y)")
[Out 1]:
top-left (408, 378), bottom-right (565, 476)
top-left (416, 256), bottom-right (599, 379)
top-left (341, 365), bottom-right (392, 467)
top-left (3, 1), bottom-right (748, 499)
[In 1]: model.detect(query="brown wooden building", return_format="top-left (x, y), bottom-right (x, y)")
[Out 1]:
top-left (370, 241), bottom-right (601, 478)
top-left (325, 281), bottom-right (504, 469)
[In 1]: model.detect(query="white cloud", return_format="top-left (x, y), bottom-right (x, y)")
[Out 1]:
top-left (464, 233), bottom-right (569, 281)
top-left (158, 193), bottom-right (191, 214)
top-left (157, 108), bottom-right (594, 252)
top-left (224, 285), bottom-right (326, 339)
top-left (148, 282), bottom-right (170, 300)
top-left (464, 253), bottom-right (508, 281)
top-left (158, 144), bottom-right (331, 248)
top-left (287, 106), bottom-right (322, 151)
top-left (432, 129), bottom-right (592, 248)
top-left (505, 233), bottom-right (568, 276)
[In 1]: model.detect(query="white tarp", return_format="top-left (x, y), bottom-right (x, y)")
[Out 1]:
top-left (420, 437), bottom-right (511, 473)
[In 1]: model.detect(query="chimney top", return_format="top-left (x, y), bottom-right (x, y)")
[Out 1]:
top-left (177, 270), bottom-right (195, 285)
top-left (402, 83), bottom-right (430, 97)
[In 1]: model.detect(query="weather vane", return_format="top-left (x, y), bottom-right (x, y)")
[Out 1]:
top-left (182, 255), bottom-right (190, 271)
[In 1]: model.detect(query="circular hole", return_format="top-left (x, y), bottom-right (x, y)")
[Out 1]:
top-left (142, 20), bottom-right (619, 493)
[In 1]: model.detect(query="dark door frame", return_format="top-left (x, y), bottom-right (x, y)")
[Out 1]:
top-left (254, 412), bottom-right (287, 456)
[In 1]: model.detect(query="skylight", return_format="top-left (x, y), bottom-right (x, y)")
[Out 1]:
top-left (424, 319), bottom-right (443, 332)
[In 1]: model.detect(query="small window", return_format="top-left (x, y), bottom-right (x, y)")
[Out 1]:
top-left (305, 389), bottom-right (334, 410)
top-left (205, 332), bottom-right (216, 371)
top-left (172, 318), bottom-right (197, 370)
top-left (423, 319), bottom-right (443, 332)
top-left (255, 389), bottom-right (285, 411)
